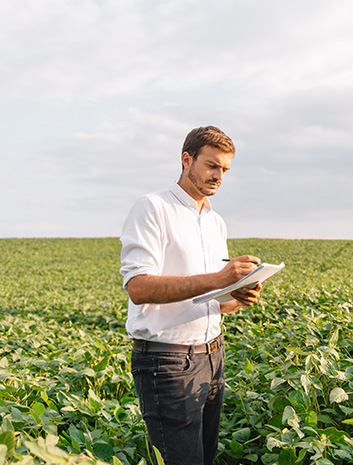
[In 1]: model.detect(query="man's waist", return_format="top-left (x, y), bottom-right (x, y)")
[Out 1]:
top-left (132, 333), bottom-right (224, 354)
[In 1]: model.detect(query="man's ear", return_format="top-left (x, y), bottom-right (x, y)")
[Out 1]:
top-left (181, 151), bottom-right (193, 171)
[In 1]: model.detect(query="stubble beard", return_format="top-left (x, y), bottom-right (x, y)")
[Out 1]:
top-left (187, 165), bottom-right (220, 197)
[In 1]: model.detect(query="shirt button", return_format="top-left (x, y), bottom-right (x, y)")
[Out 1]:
top-left (153, 372), bottom-right (157, 376)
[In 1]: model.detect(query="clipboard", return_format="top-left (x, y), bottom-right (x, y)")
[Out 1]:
top-left (193, 262), bottom-right (285, 305)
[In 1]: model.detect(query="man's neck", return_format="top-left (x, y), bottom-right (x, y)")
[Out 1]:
top-left (177, 178), bottom-right (206, 213)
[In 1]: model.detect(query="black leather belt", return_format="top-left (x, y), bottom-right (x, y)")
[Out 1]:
top-left (133, 333), bottom-right (224, 354)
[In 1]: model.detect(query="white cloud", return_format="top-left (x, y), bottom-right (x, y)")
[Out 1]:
top-left (1, 0), bottom-right (353, 238)
top-left (1, 0), bottom-right (353, 103)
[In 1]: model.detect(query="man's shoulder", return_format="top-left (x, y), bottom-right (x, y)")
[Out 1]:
top-left (136, 185), bottom-right (175, 206)
top-left (126, 186), bottom-right (175, 218)
top-left (210, 209), bottom-right (227, 228)
top-left (144, 186), bottom-right (171, 200)
top-left (210, 208), bottom-right (225, 221)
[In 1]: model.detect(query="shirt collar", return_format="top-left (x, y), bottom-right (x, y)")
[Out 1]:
top-left (169, 182), bottom-right (212, 214)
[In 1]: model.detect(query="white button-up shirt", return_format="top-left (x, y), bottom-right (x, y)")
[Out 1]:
top-left (119, 182), bottom-right (229, 345)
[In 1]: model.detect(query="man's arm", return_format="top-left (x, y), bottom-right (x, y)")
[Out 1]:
top-left (127, 255), bottom-right (260, 305)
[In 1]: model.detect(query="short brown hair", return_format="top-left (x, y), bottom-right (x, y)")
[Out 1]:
top-left (182, 126), bottom-right (235, 161)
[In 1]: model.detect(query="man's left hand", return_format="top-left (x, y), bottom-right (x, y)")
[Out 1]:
top-left (231, 283), bottom-right (262, 306)
top-left (221, 283), bottom-right (262, 314)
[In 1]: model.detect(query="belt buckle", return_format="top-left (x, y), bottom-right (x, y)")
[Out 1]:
top-left (207, 338), bottom-right (217, 354)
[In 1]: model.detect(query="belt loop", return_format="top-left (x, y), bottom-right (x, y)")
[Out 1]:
top-left (188, 345), bottom-right (194, 358)
top-left (142, 341), bottom-right (147, 355)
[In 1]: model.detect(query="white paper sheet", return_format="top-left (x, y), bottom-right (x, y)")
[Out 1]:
top-left (193, 262), bottom-right (285, 305)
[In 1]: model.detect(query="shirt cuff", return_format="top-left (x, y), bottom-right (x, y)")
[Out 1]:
top-left (122, 267), bottom-right (159, 290)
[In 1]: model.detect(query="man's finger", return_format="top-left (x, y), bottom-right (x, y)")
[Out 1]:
top-left (230, 286), bottom-right (261, 306)
top-left (231, 255), bottom-right (261, 264)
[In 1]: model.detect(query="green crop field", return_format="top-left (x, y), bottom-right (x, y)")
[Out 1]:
top-left (0, 238), bottom-right (352, 465)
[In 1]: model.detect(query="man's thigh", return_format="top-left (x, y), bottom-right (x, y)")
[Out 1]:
top-left (131, 350), bottom-right (224, 465)
top-left (203, 348), bottom-right (225, 465)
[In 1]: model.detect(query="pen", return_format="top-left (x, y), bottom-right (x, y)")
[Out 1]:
top-left (222, 259), bottom-right (261, 265)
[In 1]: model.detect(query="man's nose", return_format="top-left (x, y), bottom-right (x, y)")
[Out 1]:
top-left (213, 168), bottom-right (224, 180)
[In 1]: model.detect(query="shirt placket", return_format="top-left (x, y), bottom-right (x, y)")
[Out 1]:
top-left (198, 212), bottom-right (212, 341)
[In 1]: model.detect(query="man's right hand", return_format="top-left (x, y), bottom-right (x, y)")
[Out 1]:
top-left (217, 255), bottom-right (261, 287)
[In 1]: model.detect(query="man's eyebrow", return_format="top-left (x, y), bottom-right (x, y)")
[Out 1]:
top-left (205, 159), bottom-right (231, 170)
top-left (206, 159), bottom-right (221, 166)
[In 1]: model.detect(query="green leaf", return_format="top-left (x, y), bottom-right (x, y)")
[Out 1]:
top-left (69, 437), bottom-right (81, 453)
top-left (10, 407), bottom-right (24, 421)
top-left (232, 427), bottom-right (251, 443)
top-left (270, 396), bottom-right (291, 413)
top-left (0, 358), bottom-right (9, 368)
top-left (278, 448), bottom-right (296, 465)
top-left (30, 408), bottom-right (41, 425)
top-left (0, 445), bottom-right (7, 465)
top-left (267, 437), bottom-right (286, 452)
top-left (282, 406), bottom-right (298, 425)
top-left (60, 406), bottom-right (76, 412)
top-left (114, 454), bottom-right (130, 465)
top-left (75, 367), bottom-right (96, 378)
top-left (316, 459), bottom-right (334, 465)
top-left (342, 418), bottom-right (353, 425)
top-left (45, 435), bottom-right (59, 448)
top-left (332, 449), bottom-right (352, 460)
top-left (305, 410), bottom-right (317, 428)
top-left (300, 374), bottom-right (311, 395)
top-left (271, 378), bottom-right (286, 390)
top-left (329, 387), bottom-right (348, 404)
top-left (152, 446), bottom-right (165, 465)
top-left (68, 425), bottom-right (85, 445)
top-left (114, 406), bottom-right (127, 421)
top-left (296, 448), bottom-right (307, 463)
top-left (25, 439), bottom-right (68, 463)
top-left (261, 453), bottom-right (279, 465)
top-left (317, 413), bottom-right (334, 425)
top-left (32, 403), bottom-right (45, 416)
top-left (0, 371), bottom-right (11, 382)
top-left (0, 419), bottom-right (13, 435)
top-left (316, 427), bottom-right (349, 445)
top-left (93, 355), bottom-right (110, 373)
top-left (288, 390), bottom-right (310, 414)
top-left (267, 414), bottom-right (282, 428)
top-left (43, 424), bottom-right (58, 435)
top-left (285, 347), bottom-right (309, 355)
top-left (339, 405), bottom-right (353, 415)
top-left (230, 439), bottom-right (243, 455)
top-left (244, 359), bottom-right (254, 374)
top-left (0, 431), bottom-right (16, 459)
top-left (244, 453), bottom-right (258, 462)
top-left (88, 388), bottom-right (102, 402)
top-left (92, 442), bottom-right (114, 461)
top-left (113, 457), bottom-right (125, 465)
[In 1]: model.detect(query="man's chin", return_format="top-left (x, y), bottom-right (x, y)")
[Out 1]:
top-left (201, 187), bottom-right (217, 197)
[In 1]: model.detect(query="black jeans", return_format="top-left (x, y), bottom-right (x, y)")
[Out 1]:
top-left (131, 345), bottom-right (225, 465)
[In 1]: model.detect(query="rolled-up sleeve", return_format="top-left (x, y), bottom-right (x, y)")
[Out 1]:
top-left (120, 196), bottom-right (163, 289)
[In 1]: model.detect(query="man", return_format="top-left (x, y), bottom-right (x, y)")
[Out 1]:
top-left (120, 126), bottom-right (261, 465)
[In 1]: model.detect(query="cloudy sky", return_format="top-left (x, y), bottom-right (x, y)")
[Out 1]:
top-left (1, 0), bottom-right (352, 239)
